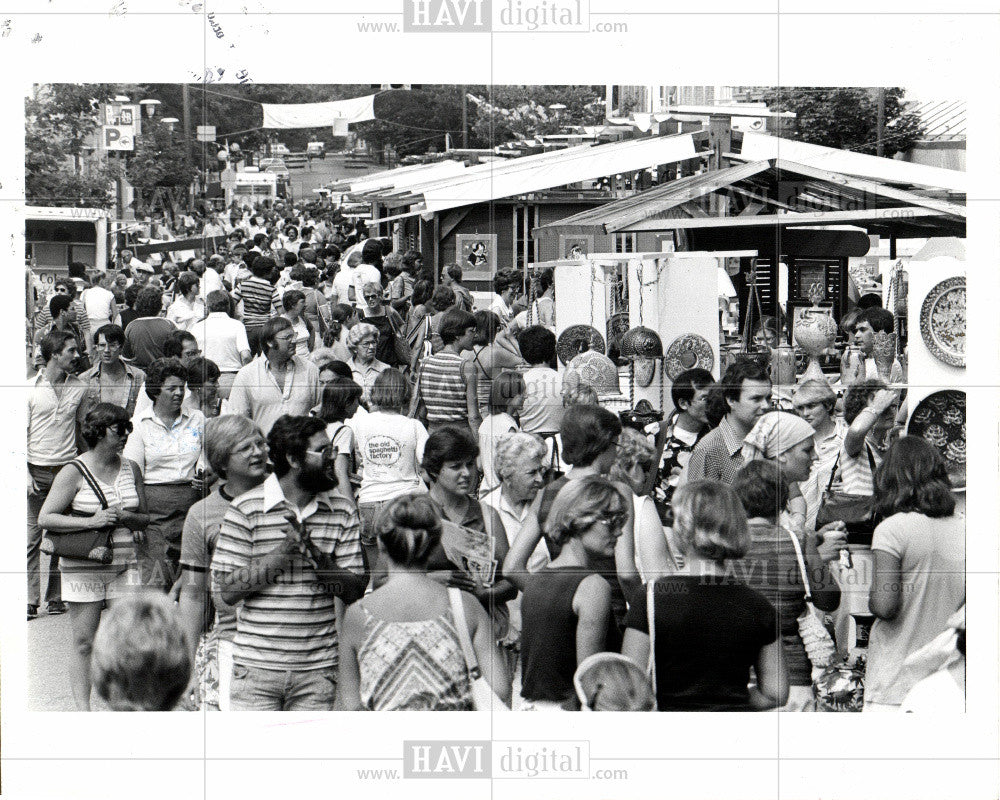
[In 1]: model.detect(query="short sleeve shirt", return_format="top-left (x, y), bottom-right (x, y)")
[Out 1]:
top-left (211, 473), bottom-right (364, 671)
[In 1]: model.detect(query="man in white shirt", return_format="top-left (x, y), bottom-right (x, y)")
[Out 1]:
top-left (80, 270), bottom-right (121, 348)
top-left (854, 307), bottom-right (903, 384)
top-left (228, 316), bottom-right (321, 436)
top-left (192, 290), bottom-right (252, 400)
top-left (194, 257), bottom-right (225, 305)
top-left (333, 251), bottom-right (361, 307)
top-left (27, 330), bottom-right (89, 619)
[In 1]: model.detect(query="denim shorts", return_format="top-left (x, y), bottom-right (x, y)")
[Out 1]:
top-left (229, 662), bottom-right (338, 711)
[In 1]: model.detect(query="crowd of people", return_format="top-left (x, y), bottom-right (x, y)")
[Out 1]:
top-left (26, 198), bottom-right (965, 713)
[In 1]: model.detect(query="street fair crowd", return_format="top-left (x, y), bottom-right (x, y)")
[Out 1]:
top-left (26, 197), bottom-right (965, 713)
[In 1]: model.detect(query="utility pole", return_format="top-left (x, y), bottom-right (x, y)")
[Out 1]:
top-left (461, 85), bottom-right (468, 149)
top-left (876, 87), bottom-right (885, 157)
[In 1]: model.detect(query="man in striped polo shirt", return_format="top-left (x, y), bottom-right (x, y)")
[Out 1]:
top-left (212, 415), bottom-right (367, 711)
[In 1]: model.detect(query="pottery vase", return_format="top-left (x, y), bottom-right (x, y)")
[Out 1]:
top-left (841, 345), bottom-right (865, 386)
top-left (794, 310), bottom-right (837, 382)
top-left (872, 332), bottom-right (897, 382)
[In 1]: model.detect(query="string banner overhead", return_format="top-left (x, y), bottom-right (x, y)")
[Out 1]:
top-left (261, 94), bottom-right (377, 129)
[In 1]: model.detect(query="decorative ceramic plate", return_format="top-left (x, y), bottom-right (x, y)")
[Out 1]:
top-left (664, 333), bottom-right (714, 381)
top-left (907, 390), bottom-right (966, 488)
top-left (556, 325), bottom-right (605, 366)
top-left (919, 276), bottom-right (966, 368)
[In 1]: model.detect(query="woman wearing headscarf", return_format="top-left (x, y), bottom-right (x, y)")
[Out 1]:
top-left (742, 410), bottom-right (820, 534)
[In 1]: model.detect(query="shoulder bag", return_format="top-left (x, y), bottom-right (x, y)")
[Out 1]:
top-left (784, 528), bottom-right (836, 679)
top-left (42, 460), bottom-right (115, 564)
top-left (814, 445), bottom-right (878, 539)
top-left (448, 587), bottom-right (510, 712)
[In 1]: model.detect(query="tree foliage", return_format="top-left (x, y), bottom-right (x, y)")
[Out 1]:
top-left (467, 85), bottom-right (605, 146)
top-left (760, 87), bottom-right (924, 158)
top-left (25, 84), bottom-right (117, 208)
top-left (126, 117), bottom-right (199, 205)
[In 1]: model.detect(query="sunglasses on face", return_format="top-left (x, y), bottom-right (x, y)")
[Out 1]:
top-left (109, 422), bottom-right (133, 437)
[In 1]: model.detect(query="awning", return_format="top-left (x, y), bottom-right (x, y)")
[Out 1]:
top-left (338, 160), bottom-right (468, 196)
top-left (261, 94), bottom-right (376, 129)
top-left (738, 132), bottom-right (966, 193)
top-left (420, 133), bottom-right (698, 214)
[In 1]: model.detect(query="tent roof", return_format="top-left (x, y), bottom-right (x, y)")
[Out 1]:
top-left (354, 132), bottom-right (700, 220)
top-left (735, 131), bottom-right (966, 192)
top-left (536, 158), bottom-right (966, 240)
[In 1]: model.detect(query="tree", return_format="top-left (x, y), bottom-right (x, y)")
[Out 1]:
top-left (760, 87), bottom-right (924, 158)
top-left (25, 84), bottom-right (117, 208)
top-left (125, 117), bottom-right (199, 210)
top-left (355, 86), bottom-right (465, 156)
top-left (467, 85), bottom-right (605, 147)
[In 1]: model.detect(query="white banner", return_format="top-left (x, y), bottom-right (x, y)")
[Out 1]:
top-left (261, 94), bottom-right (376, 129)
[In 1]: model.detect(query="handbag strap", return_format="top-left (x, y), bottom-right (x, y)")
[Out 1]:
top-left (646, 581), bottom-right (657, 697)
top-left (825, 452), bottom-right (842, 492)
top-left (784, 527), bottom-right (813, 603)
top-left (68, 459), bottom-right (109, 510)
top-left (448, 587), bottom-right (482, 680)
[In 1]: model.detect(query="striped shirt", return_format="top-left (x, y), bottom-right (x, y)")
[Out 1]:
top-left (419, 352), bottom-right (468, 428)
top-left (63, 458), bottom-right (138, 573)
top-left (232, 277), bottom-right (275, 330)
top-left (835, 439), bottom-right (882, 496)
top-left (211, 473), bottom-right (364, 671)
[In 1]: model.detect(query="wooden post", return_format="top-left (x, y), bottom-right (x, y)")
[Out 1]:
top-left (876, 88), bottom-right (886, 158)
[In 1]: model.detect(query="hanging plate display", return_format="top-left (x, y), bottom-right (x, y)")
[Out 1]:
top-left (664, 333), bottom-right (715, 381)
top-left (633, 357), bottom-right (656, 388)
top-left (556, 325), bottom-right (606, 366)
top-left (907, 389), bottom-right (966, 488)
top-left (919, 276), bottom-right (965, 368)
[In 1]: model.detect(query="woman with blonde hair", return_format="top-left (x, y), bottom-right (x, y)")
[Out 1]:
top-left (518, 476), bottom-right (630, 710)
top-left (622, 480), bottom-right (789, 711)
top-left (610, 427), bottom-right (677, 583)
top-left (792, 379), bottom-right (847, 530)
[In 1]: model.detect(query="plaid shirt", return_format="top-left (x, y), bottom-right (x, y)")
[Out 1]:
top-left (683, 417), bottom-right (746, 486)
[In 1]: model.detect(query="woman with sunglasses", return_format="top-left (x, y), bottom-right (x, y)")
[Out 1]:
top-left (39, 403), bottom-right (149, 710)
top-left (517, 476), bottom-right (629, 710)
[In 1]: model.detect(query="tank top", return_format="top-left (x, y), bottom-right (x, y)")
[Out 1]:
top-left (520, 566), bottom-right (620, 704)
top-left (357, 604), bottom-right (473, 711)
top-left (537, 477), bottom-right (628, 627)
top-left (63, 459), bottom-right (139, 573)
top-left (419, 352), bottom-right (468, 428)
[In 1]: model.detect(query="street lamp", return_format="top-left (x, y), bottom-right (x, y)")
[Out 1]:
top-left (139, 99), bottom-right (161, 117)
top-left (161, 117), bottom-right (179, 132)
top-left (114, 95), bottom-right (131, 103)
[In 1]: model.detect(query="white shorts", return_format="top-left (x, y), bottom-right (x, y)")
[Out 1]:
top-left (62, 568), bottom-right (138, 604)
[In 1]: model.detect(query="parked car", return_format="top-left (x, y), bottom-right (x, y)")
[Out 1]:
top-left (307, 141), bottom-right (326, 159)
top-left (271, 143), bottom-right (291, 156)
top-left (259, 157), bottom-right (290, 181)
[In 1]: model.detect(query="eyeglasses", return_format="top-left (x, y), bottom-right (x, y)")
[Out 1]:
top-left (362, 294), bottom-right (380, 301)
top-left (358, 340), bottom-right (377, 348)
top-left (110, 422), bottom-right (133, 437)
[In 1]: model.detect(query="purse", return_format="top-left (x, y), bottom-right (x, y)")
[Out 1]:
top-left (815, 446), bottom-right (878, 539)
top-left (785, 529), bottom-right (837, 679)
top-left (41, 460), bottom-right (114, 564)
top-left (448, 587), bottom-right (510, 712)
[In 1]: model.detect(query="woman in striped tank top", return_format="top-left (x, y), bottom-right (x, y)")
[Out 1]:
top-left (413, 308), bottom-right (480, 436)
top-left (839, 381), bottom-right (902, 496)
top-left (39, 403), bottom-right (149, 710)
